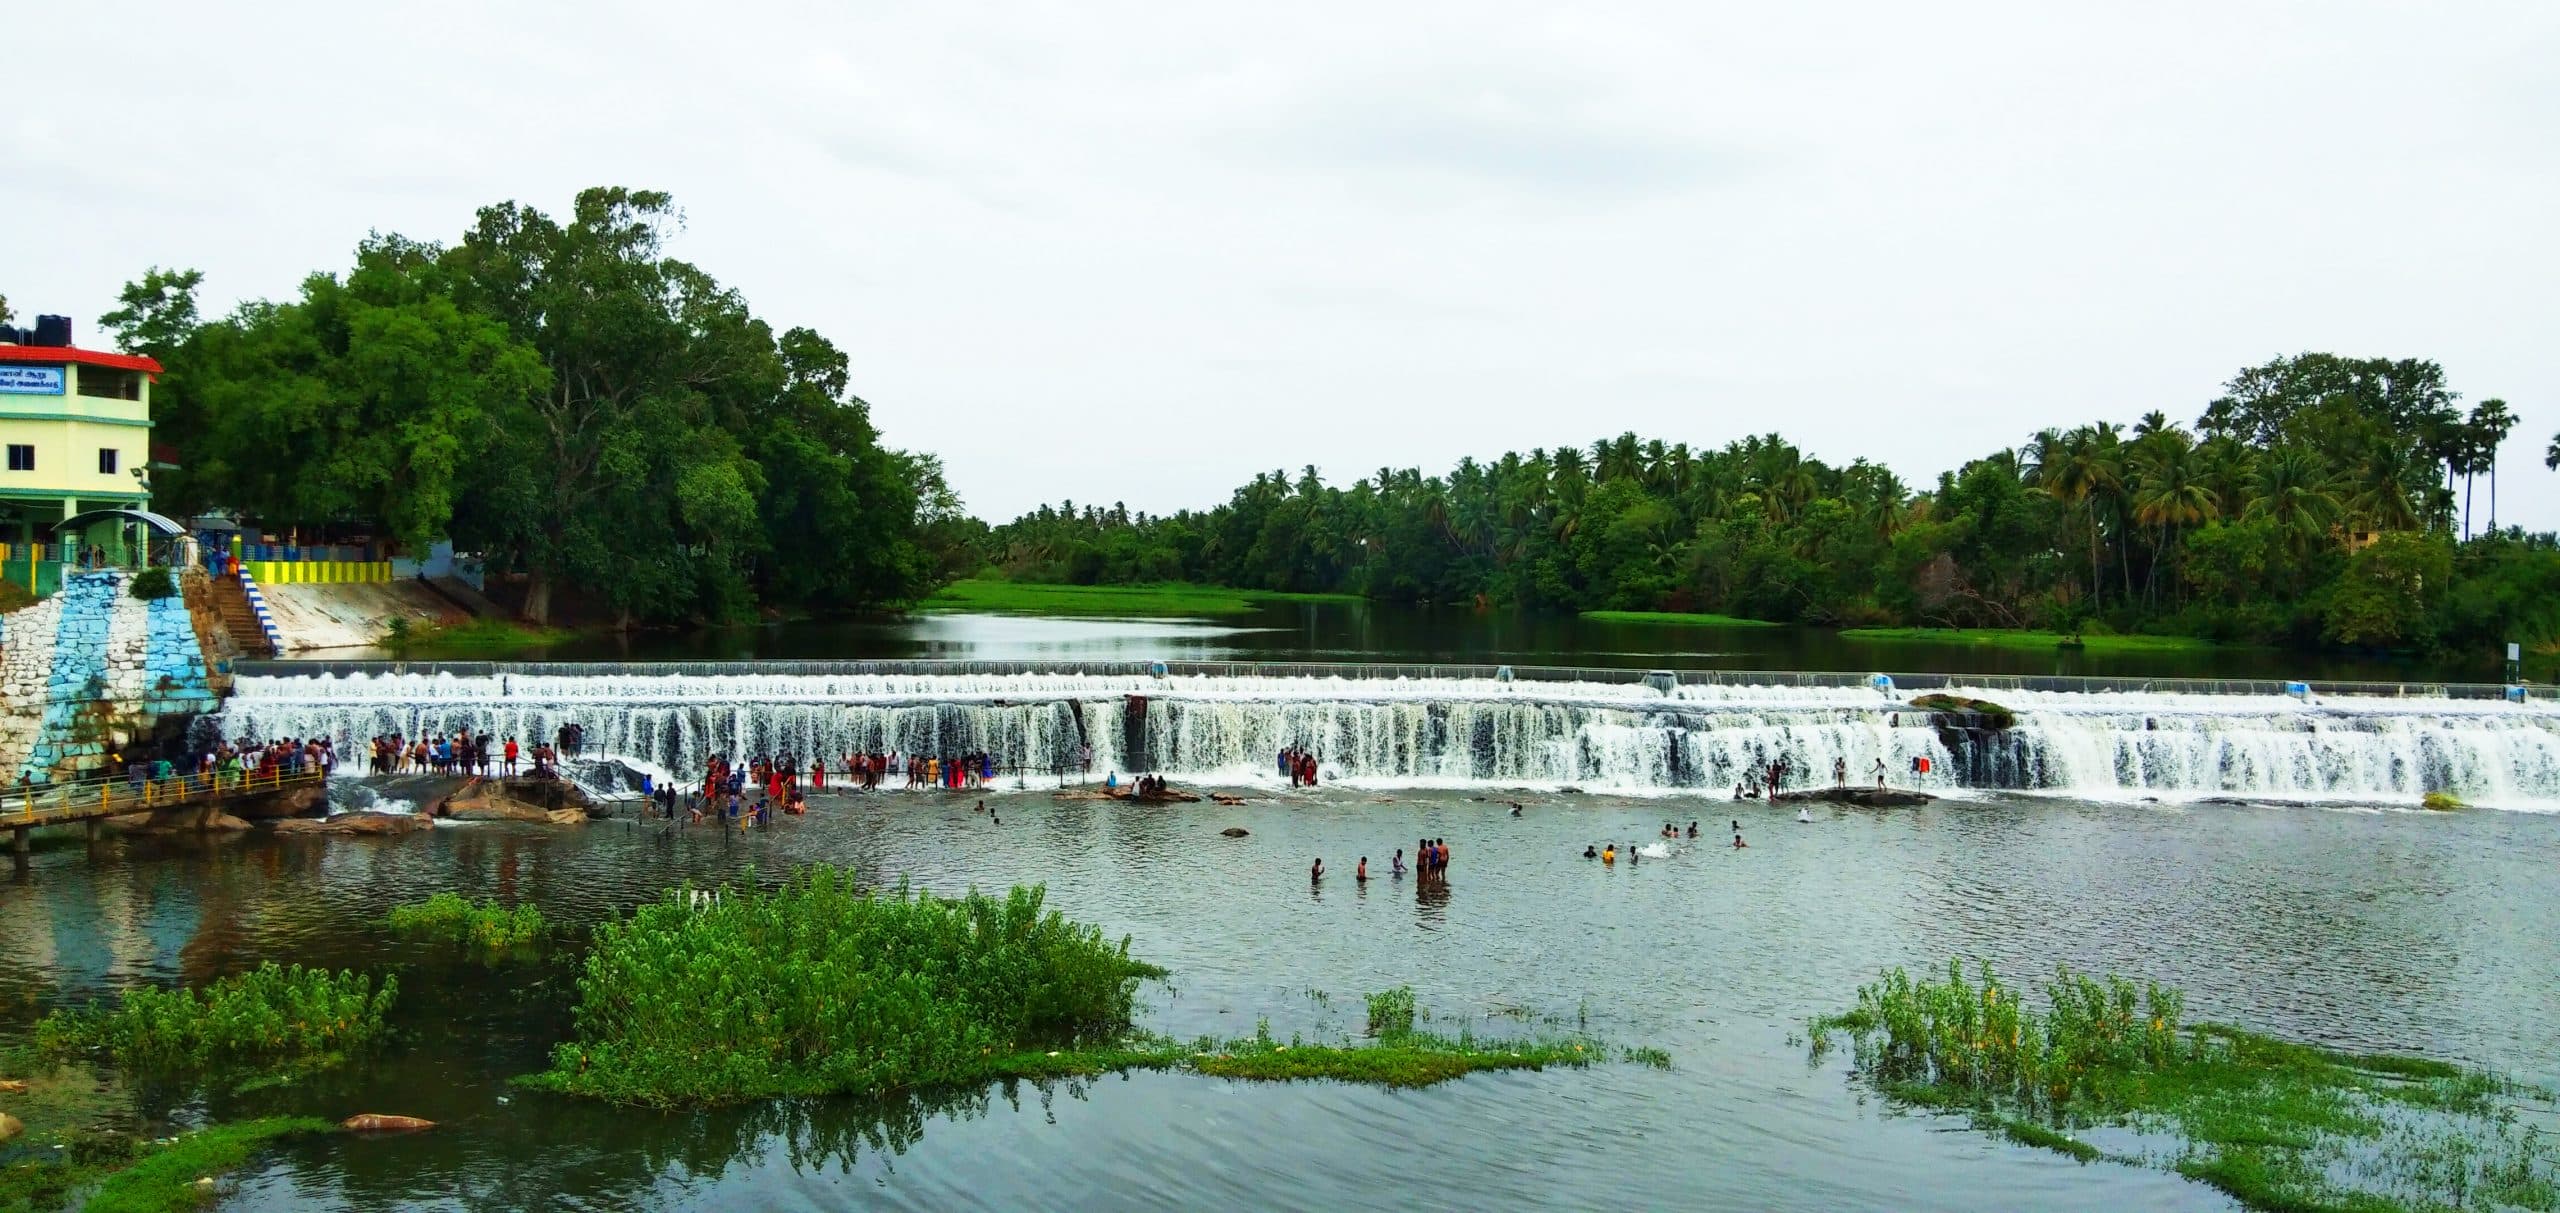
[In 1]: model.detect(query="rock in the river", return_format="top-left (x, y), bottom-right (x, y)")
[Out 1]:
top-left (230, 782), bottom-right (328, 820)
top-left (271, 812), bottom-right (432, 836)
top-left (1776, 787), bottom-right (1934, 808)
top-left (1220, 826), bottom-right (1249, 837)
top-left (341, 1113), bottom-right (435, 1132)
top-left (439, 779), bottom-right (596, 823)
top-left (205, 812), bottom-right (252, 832)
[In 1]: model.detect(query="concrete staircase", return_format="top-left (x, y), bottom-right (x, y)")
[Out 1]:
top-left (207, 575), bottom-right (274, 658)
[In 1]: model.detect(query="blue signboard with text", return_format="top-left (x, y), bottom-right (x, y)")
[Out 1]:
top-left (0, 366), bottom-right (66, 395)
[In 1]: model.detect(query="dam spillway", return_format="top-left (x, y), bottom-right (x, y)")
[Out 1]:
top-left (211, 663), bottom-right (2560, 808)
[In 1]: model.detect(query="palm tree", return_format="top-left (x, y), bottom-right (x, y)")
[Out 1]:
top-left (2129, 427), bottom-right (2216, 606)
top-left (2243, 447), bottom-right (2343, 556)
top-left (2035, 425), bottom-right (2124, 608)
top-left (2471, 399), bottom-right (2516, 533)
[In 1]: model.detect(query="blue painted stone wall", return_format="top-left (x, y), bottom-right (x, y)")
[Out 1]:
top-left (27, 571), bottom-right (119, 777)
top-left (143, 594), bottom-right (217, 717)
top-left (11, 570), bottom-right (220, 782)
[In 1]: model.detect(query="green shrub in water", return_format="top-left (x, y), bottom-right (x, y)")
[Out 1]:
top-left (1809, 959), bottom-right (2560, 1212)
top-left (1365, 986), bottom-right (1417, 1038)
top-left (386, 892), bottom-right (547, 950)
top-left (526, 870), bottom-right (1166, 1107)
top-left (33, 962), bottom-right (394, 1067)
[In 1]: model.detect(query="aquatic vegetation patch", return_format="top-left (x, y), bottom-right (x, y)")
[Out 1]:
top-left (524, 874), bottom-right (1652, 1107)
top-left (1808, 960), bottom-right (2560, 1212)
top-left (385, 892), bottom-right (547, 951)
top-left (33, 963), bottom-right (395, 1069)
top-left (988, 1002), bottom-right (1624, 1090)
top-left (1365, 986), bottom-right (1417, 1037)
top-left (524, 872), bottom-right (1166, 1107)
top-left (2421, 790), bottom-right (2464, 811)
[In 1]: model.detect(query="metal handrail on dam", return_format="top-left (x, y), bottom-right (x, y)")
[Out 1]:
top-left (227, 659), bottom-right (2549, 702)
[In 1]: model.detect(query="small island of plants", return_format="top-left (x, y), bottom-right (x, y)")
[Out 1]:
top-left (386, 892), bottom-right (548, 952)
top-left (34, 962), bottom-right (395, 1070)
top-left (524, 870), bottom-right (1652, 1107)
top-left (1808, 959), bottom-right (2559, 1212)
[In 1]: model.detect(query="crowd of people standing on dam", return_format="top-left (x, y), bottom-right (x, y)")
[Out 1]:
top-left (363, 728), bottom-right (563, 780)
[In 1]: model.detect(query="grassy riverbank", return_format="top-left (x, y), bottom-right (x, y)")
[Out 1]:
top-left (1809, 960), bottom-right (2560, 1212)
top-left (921, 578), bottom-right (1360, 618)
top-left (1580, 609), bottom-right (1782, 628)
top-left (381, 617), bottom-right (578, 658)
top-left (0, 1115), bottom-right (334, 1213)
top-left (1839, 627), bottom-right (2238, 654)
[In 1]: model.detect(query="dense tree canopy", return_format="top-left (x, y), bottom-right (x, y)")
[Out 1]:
top-left (982, 356), bottom-right (2554, 663)
top-left (109, 188), bottom-right (954, 626)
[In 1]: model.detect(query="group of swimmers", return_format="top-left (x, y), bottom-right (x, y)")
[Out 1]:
top-left (1584, 818), bottom-right (1751, 864)
top-left (1315, 837), bottom-right (1452, 885)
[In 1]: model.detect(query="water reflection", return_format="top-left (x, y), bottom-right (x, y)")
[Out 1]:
top-left (379, 601), bottom-right (2479, 682)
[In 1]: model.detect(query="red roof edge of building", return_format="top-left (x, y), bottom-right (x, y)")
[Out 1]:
top-left (0, 345), bottom-right (165, 374)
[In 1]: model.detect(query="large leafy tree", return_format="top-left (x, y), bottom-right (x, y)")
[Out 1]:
top-left (113, 187), bottom-right (953, 627)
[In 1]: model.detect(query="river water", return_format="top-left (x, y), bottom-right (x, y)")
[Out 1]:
top-left (4, 782), bottom-right (2557, 1210)
top-left (486, 603), bottom-right (2476, 683)
top-left (6, 623), bottom-right (2560, 1210)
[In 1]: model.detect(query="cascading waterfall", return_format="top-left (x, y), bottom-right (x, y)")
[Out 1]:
top-left (213, 670), bottom-right (2560, 806)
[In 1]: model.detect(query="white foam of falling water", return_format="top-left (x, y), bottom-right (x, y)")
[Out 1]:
top-left (212, 671), bottom-right (2560, 808)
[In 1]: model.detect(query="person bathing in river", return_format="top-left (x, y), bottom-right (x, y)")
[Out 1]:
top-left (1687, 821), bottom-right (1699, 839)
top-left (1834, 756), bottom-right (1847, 787)
top-left (1874, 756), bottom-right (1889, 789)
top-left (1311, 857), bottom-right (1325, 883)
top-left (1583, 844), bottom-right (1598, 859)
top-left (1357, 856), bottom-right (1368, 883)
top-left (1393, 848), bottom-right (1407, 876)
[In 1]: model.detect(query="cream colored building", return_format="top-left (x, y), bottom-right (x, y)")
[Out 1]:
top-left (0, 339), bottom-right (159, 576)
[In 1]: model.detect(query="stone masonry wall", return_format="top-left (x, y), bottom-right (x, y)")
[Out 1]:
top-left (0, 570), bottom-right (221, 782)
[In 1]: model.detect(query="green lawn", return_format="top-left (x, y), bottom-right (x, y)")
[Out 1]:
top-left (384, 617), bottom-right (577, 658)
top-left (1838, 627), bottom-right (2233, 654)
top-left (921, 579), bottom-right (1360, 618)
top-left (1581, 609), bottom-right (1782, 629)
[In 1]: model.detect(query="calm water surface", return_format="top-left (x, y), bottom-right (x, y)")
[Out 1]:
top-left (460, 603), bottom-right (2473, 682)
top-left (4, 785), bottom-right (2553, 1211)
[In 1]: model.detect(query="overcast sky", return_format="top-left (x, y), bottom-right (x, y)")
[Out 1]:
top-left (12, 2), bottom-right (2557, 527)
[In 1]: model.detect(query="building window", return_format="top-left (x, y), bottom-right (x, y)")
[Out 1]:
top-left (76, 368), bottom-right (142, 401)
top-left (5, 445), bottom-right (31, 472)
top-left (99, 448), bottom-right (119, 475)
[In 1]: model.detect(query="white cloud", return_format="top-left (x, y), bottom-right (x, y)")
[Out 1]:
top-left (9, 1), bottom-right (2556, 526)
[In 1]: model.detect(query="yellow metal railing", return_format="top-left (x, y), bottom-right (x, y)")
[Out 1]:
top-left (10, 767), bottom-right (327, 827)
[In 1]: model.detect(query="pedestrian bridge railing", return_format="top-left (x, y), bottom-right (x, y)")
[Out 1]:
top-left (8, 767), bottom-right (327, 828)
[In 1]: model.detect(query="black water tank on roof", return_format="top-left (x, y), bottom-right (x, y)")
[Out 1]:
top-left (0, 325), bottom-right (19, 344)
top-left (32, 315), bottom-right (72, 347)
